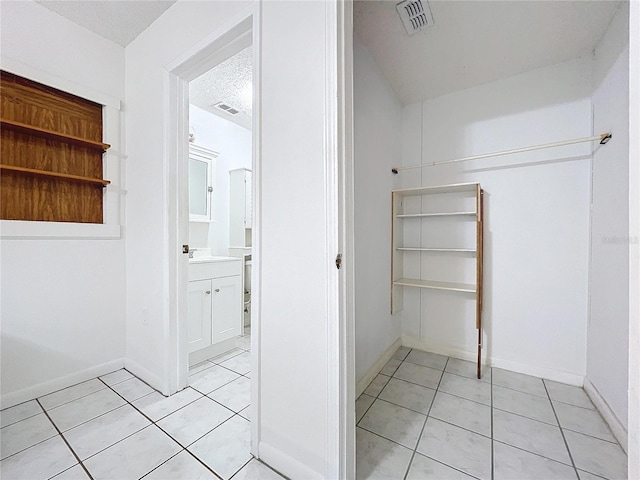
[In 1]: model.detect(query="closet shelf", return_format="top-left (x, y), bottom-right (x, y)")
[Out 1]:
top-left (396, 247), bottom-right (476, 253)
top-left (393, 278), bottom-right (476, 293)
top-left (0, 118), bottom-right (111, 152)
top-left (396, 212), bottom-right (476, 218)
top-left (0, 164), bottom-right (110, 186)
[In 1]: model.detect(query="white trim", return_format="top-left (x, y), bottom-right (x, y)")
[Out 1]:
top-left (628, 1), bottom-right (640, 475)
top-left (0, 220), bottom-right (121, 239)
top-left (356, 338), bottom-right (402, 397)
top-left (124, 358), bottom-right (166, 396)
top-left (249, 2), bottom-right (262, 458)
top-left (337, 1), bottom-right (356, 478)
top-left (0, 55), bottom-right (121, 109)
top-left (584, 377), bottom-right (629, 453)
top-left (401, 335), bottom-right (585, 386)
top-left (258, 441), bottom-right (323, 480)
top-left (324, 1), bottom-right (342, 478)
top-left (0, 358), bottom-right (125, 409)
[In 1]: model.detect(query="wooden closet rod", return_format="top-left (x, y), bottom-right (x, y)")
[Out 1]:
top-left (392, 132), bottom-right (612, 174)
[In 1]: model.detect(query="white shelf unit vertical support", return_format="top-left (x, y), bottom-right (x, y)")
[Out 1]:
top-left (391, 182), bottom-right (485, 378)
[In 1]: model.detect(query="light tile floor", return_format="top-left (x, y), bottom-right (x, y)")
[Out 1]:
top-left (2, 341), bottom-right (628, 480)
top-left (357, 346), bottom-right (628, 480)
top-left (0, 328), bottom-right (285, 480)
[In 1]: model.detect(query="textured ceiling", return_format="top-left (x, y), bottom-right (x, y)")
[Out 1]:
top-left (189, 46), bottom-right (253, 131)
top-left (354, 0), bottom-right (621, 105)
top-left (35, 0), bottom-right (176, 47)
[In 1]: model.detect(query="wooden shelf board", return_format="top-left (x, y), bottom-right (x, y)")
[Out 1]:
top-left (0, 164), bottom-right (110, 186)
top-left (397, 212), bottom-right (476, 218)
top-left (393, 182), bottom-right (479, 197)
top-left (1, 118), bottom-right (110, 151)
top-left (393, 278), bottom-right (476, 293)
top-left (396, 247), bottom-right (476, 253)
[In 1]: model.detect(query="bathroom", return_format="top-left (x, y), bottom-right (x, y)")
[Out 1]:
top-left (185, 45), bottom-right (253, 396)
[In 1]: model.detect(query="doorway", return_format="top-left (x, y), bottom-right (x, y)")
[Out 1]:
top-left (184, 43), bottom-right (253, 410)
top-left (163, 12), bottom-right (260, 457)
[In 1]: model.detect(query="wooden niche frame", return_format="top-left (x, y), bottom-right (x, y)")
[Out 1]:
top-left (0, 70), bottom-right (110, 224)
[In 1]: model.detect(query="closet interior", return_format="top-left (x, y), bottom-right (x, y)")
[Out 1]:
top-left (353, 0), bottom-right (631, 469)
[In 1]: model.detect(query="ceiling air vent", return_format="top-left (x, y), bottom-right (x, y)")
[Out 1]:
top-left (213, 102), bottom-right (240, 115)
top-left (396, 0), bottom-right (434, 35)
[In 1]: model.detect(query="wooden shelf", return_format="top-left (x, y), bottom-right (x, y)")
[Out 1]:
top-left (396, 212), bottom-right (476, 218)
top-left (393, 278), bottom-right (477, 293)
top-left (1, 118), bottom-right (110, 152)
top-left (396, 247), bottom-right (476, 253)
top-left (0, 164), bottom-right (110, 186)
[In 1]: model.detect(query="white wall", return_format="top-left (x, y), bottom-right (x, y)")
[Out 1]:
top-left (0, 1), bottom-right (126, 408)
top-left (188, 105), bottom-right (251, 254)
top-left (400, 58), bottom-right (593, 383)
top-left (588, 1), bottom-right (630, 436)
top-left (353, 36), bottom-right (402, 385)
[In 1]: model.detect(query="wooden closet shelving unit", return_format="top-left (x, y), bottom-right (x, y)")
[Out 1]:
top-left (1, 70), bottom-right (110, 223)
top-left (391, 182), bottom-right (484, 378)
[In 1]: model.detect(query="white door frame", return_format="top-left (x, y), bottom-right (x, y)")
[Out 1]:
top-left (162, 1), bottom-right (355, 472)
top-left (163, 3), bottom-right (258, 450)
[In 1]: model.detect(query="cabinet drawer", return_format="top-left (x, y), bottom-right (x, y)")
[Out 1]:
top-left (189, 259), bottom-right (242, 281)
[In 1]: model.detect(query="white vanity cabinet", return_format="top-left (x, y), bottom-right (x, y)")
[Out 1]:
top-left (188, 257), bottom-right (243, 361)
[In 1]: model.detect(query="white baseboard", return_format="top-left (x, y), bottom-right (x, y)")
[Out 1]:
top-left (258, 440), bottom-right (323, 480)
top-left (124, 358), bottom-right (165, 395)
top-left (584, 377), bottom-right (628, 453)
top-left (401, 336), bottom-right (584, 386)
top-left (0, 358), bottom-right (125, 409)
top-left (356, 338), bottom-right (402, 397)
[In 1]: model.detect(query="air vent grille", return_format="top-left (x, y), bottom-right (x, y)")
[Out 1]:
top-left (396, 0), bottom-right (434, 35)
top-left (213, 102), bottom-right (240, 115)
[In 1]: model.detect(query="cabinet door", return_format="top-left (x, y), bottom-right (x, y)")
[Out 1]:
top-left (211, 275), bottom-right (243, 344)
top-left (188, 279), bottom-right (213, 353)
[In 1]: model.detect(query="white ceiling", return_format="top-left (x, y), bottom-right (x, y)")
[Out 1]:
top-left (354, 0), bottom-right (621, 105)
top-left (189, 46), bottom-right (253, 131)
top-left (35, 0), bottom-right (176, 47)
top-left (34, 0), bottom-right (621, 109)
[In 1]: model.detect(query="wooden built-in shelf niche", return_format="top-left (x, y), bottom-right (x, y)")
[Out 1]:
top-left (0, 70), bottom-right (110, 224)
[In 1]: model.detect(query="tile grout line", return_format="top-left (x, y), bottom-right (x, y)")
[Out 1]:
top-left (35, 398), bottom-right (95, 480)
top-left (94, 376), bottom-right (229, 480)
top-left (542, 379), bottom-right (580, 479)
top-left (402, 356), bottom-right (448, 480)
top-left (492, 439), bottom-right (576, 469)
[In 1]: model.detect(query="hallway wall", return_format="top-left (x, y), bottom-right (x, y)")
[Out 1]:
top-left (0, 1), bottom-right (126, 408)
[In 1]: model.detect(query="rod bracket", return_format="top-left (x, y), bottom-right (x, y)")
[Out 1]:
top-left (600, 133), bottom-right (612, 145)
top-left (391, 168), bottom-right (399, 174)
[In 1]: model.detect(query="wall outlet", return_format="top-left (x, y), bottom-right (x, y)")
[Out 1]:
top-left (142, 308), bottom-right (149, 326)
